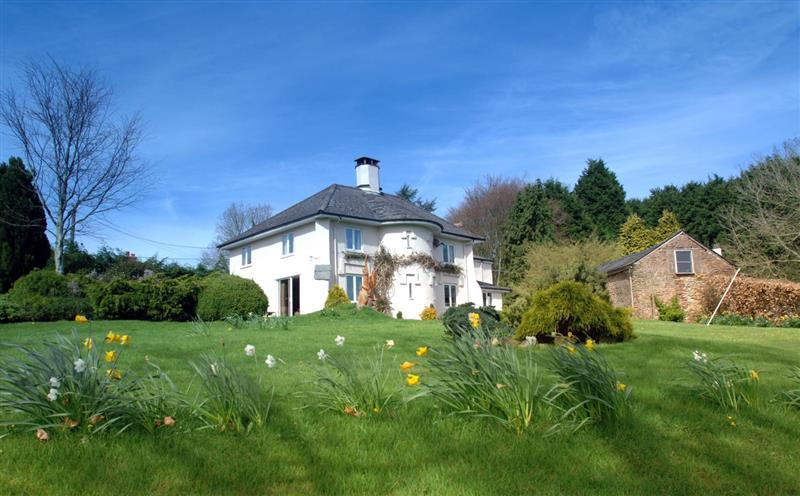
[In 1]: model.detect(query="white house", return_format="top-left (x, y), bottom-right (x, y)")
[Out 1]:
top-left (218, 157), bottom-right (509, 318)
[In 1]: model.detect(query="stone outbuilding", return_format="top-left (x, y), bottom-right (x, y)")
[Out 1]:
top-left (598, 231), bottom-right (737, 320)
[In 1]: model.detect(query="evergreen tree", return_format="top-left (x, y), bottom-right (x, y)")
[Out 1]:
top-left (641, 185), bottom-right (681, 225)
top-left (0, 157), bottom-right (51, 291)
top-left (499, 181), bottom-right (554, 285)
top-left (655, 210), bottom-right (682, 240)
top-left (541, 179), bottom-right (592, 241)
top-left (395, 184), bottom-right (436, 212)
top-left (618, 214), bottom-right (656, 254)
top-left (574, 159), bottom-right (627, 241)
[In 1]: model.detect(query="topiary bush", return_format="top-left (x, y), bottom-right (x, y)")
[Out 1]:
top-left (516, 281), bottom-right (634, 342)
top-left (420, 305), bottom-right (437, 320)
top-left (90, 276), bottom-right (199, 321)
top-left (196, 274), bottom-right (268, 321)
top-left (324, 285), bottom-right (350, 309)
top-left (442, 303), bottom-right (511, 338)
top-left (6, 269), bottom-right (91, 321)
top-left (654, 296), bottom-right (685, 322)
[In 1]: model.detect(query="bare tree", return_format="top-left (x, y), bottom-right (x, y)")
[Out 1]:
top-left (447, 175), bottom-right (524, 281)
top-left (722, 139), bottom-right (800, 281)
top-left (201, 202), bottom-right (273, 270)
top-left (1, 58), bottom-right (147, 274)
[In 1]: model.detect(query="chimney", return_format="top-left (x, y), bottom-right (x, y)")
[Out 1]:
top-left (712, 246), bottom-right (723, 256)
top-left (355, 156), bottom-right (380, 193)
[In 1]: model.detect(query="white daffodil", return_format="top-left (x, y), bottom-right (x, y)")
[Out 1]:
top-left (46, 388), bottom-right (59, 402)
top-left (317, 349), bottom-right (328, 361)
top-left (335, 335), bottom-right (345, 347)
top-left (210, 363), bottom-right (219, 376)
top-left (73, 358), bottom-right (86, 373)
top-left (692, 350), bottom-right (708, 363)
top-left (49, 377), bottom-right (60, 388)
top-left (525, 336), bottom-right (537, 346)
top-left (385, 339), bottom-right (395, 349)
top-left (265, 355), bottom-right (276, 368)
top-left (244, 344), bottom-right (256, 357)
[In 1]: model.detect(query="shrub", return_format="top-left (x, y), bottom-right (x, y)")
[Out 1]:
top-left (442, 303), bottom-right (511, 338)
top-left (516, 281), bottom-right (634, 342)
top-left (89, 276), bottom-right (199, 321)
top-left (324, 285), bottom-right (350, 309)
top-left (707, 313), bottom-right (772, 327)
top-left (396, 311), bottom-right (403, 319)
top-left (778, 316), bottom-right (800, 328)
top-left (196, 274), bottom-right (268, 321)
top-left (654, 296), bottom-right (685, 322)
top-left (0, 294), bottom-right (20, 323)
top-left (687, 350), bottom-right (761, 411)
top-left (7, 269), bottom-right (90, 321)
top-left (420, 305), bottom-right (437, 320)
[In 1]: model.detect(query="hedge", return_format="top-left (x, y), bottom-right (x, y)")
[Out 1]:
top-left (89, 276), bottom-right (199, 321)
top-left (6, 269), bottom-right (90, 321)
top-left (196, 274), bottom-right (269, 321)
top-left (700, 275), bottom-right (800, 323)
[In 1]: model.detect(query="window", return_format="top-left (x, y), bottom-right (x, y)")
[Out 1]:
top-left (282, 233), bottom-right (294, 255)
top-left (444, 284), bottom-right (457, 307)
top-left (406, 274), bottom-right (416, 299)
top-left (483, 292), bottom-right (493, 307)
top-left (442, 244), bottom-right (455, 263)
top-left (674, 250), bottom-right (694, 274)
top-left (345, 228), bottom-right (362, 251)
top-left (345, 275), bottom-right (363, 301)
top-left (241, 245), bottom-right (252, 266)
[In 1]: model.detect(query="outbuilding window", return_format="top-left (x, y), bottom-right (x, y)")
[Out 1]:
top-left (674, 250), bottom-right (694, 274)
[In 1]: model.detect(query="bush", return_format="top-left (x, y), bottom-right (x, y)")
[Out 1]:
top-left (420, 305), bottom-right (437, 320)
top-left (196, 274), bottom-right (268, 321)
top-left (442, 303), bottom-right (511, 338)
top-left (0, 294), bottom-right (20, 323)
top-left (654, 296), bottom-right (685, 322)
top-left (7, 269), bottom-right (90, 321)
top-left (90, 276), bottom-right (199, 321)
top-left (396, 311), bottom-right (403, 319)
top-left (707, 313), bottom-right (772, 327)
top-left (516, 281), bottom-right (634, 342)
top-left (324, 285), bottom-right (350, 309)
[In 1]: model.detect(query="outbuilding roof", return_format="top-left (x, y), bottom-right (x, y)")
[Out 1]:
top-left (219, 184), bottom-right (483, 248)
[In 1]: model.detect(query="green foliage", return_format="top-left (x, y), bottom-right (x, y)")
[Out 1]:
top-left (196, 274), bottom-right (269, 321)
top-left (396, 311), bottom-right (403, 319)
top-left (6, 269), bottom-right (90, 321)
top-left (0, 157), bottom-right (51, 292)
top-left (574, 158), bottom-right (628, 241)
top-left (0, 294), bottom-right (20, 323)
top-left (395, 183), bottom-right (437, 212)
top-left (549, 338), bottom-right (632, 423)
top-left (89, 276), bottom-right (199, 321)
top-left (618, 210), bottom-right (682, 255)
top-left (687, 351), bottom-right (761, 411)
top-left (774, 367), bottom-right (800, 410)
top-left (500, 181), bottom-right (555, 284)
top-left (442, 303), bottom-right (511, 338)
top-left (656, 210), bottom-right (682, 239)
top-left (706, 313), bottom-right (772, 327)
top-left (654, 296), bottom-right (685, 322)
top-left (324, 285), bottom-right (350, 309)
top-left (305, 344), bottom-right (401, 418)
top-left (516, 281), bottom-right (634, 342)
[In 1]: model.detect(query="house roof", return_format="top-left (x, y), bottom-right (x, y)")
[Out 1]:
top-left (219, 184), bottom-right (483, 248)
top-left (474, 256), bottom-right (494, 263)
top-left (477, 280), bottom-right (511, 293)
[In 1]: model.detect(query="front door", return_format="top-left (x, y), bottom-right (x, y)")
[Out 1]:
top-left (280, 279), bottom-right (290, 316)
top-left (279, 276), bottom-right (300, 316)
top-left (291, 276), bottom-right (300, 315)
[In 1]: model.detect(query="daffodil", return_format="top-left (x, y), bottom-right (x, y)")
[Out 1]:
top-left (616, 382), bottom-right (627, 392)
top-left (400, 361), bottom-right (414, 372)
top-left (74, 314), bottom-right (88, 324)
top-left (49, 376), bottom-right (61, 388)
top-left (406, 374), bottom-right (420, 386)
top-left (749, 369), bottom-right (759, 381)
top-left (46, 388), bottom-right (59, 402)
top-left (416, 346), bottom-right (429, 357)
top-left (105, 331), bottom-right (117, 344)
top-left (120, 335), bottom-right (131, 346)
top-left (335, 335), bottom-right (345, 347)
top-left (84, 337), bottom-right (93, 350)
top-left (104, 350), bottom-right (117, 363)
top-left (567, 345), bottom-right (577, 354)
top-left (468, 312), bottom-right (481, 329)
top-left (585, 339), bottom-right (595, 351)
top-left (385, 340), bottom-right (395, 349)
top-left (244, 344), bottom-right (256, 357)
top-left (265, 355), bottom-right (276, 368)
top-left (317, 349), bottom-right (328, 361)
top-left (73, 358), bottom-right (86, 373)
top-left (106, 368), bottom-right (122, 380)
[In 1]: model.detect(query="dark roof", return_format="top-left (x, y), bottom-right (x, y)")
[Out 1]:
top-left (219, 184), bottom-right (483, 247)
top-left (597, 230), bottom-right (683, 275)
top-left (474, 256), bottom-right (494, 263)
top-left (478, 281), bottom-right (511, 293)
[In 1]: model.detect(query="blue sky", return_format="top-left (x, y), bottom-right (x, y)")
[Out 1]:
top-left (1, 1), bottom-right (798, 264)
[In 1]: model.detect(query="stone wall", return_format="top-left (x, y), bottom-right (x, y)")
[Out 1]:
top-left (606, 270), bottom-right (632, 308)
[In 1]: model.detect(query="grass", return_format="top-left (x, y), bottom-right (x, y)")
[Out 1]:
top-left (0, 314), bottom-right (799, 495)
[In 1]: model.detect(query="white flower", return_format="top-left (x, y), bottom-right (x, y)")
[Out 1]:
top-left (317, 349), bottom-right (328, 361)
top-left (210, 363), bottom-right (219, 376)
top-left (46, 388), bottom-right (59, 402)
top-left (385, 339), bottom-right (395, 349)
top-left (49, 377), bottom-right (60, 388)
top-left (73, 359), bottom-right (86, 373)
top-left (692, 350), bottom-right (708, 363)
top-left (244, 344), bottom-right (256, 357)
top-left (265, 355), bottom-right (276, 368)
top-left (525, 336), bottom-right (537, 346)
top-left (335, 335), bottom-right (345, 347)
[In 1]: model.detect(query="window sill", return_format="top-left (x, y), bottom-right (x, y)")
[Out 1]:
top-left (281, 253), bottom-right (295, 259)
top-left (240, 264), bottom-right (252, 269)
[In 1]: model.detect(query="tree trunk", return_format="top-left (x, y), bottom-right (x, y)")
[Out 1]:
top-left (69, 210), bottom-right (76, 244)
top-left (54, 229), bottom-right (64, 275)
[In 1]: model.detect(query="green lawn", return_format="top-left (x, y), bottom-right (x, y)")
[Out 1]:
top-left (0, 314), bottom-right (798, 495)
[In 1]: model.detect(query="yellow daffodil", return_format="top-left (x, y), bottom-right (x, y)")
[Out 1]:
top-left (585, 339), bottom-right (595, 351)
top-left (406, 374), bottom-right (420, 386)
top-left (749, 369), bottom-right (759, 381)
top-left (106, 368), bottom-right (122, 380)
top-left (83, 337), bottom-right (93, 350)
top-left (74, 314), bottom-right (88, 324)
top-left (496, 383), bottom-right (508, 389)
top-left (416, 346), bottom-right (429, 357)
top-left (372, 407), bottom-right (381, 414)
top-left (726, 415), bottom-right (736, 427)
top-left (468, 312), bottom-right (481, 329)
top-left (616, 382), bottom-right (627, 392)
top-left (105, 331), bottom-right (116, 343)
top-left (120, 335), bottom-right (131, 346)
top-left (567, 345), bottom-right (577, 354)
top-left (400, 361), bottom-right (415, 372)
top-left (104, 350), bottom-right (117, 363)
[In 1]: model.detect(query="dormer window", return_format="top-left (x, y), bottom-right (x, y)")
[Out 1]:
top-left (282, 233), bottom-right (294, 256)
top-left (442, 244), bottom-right (455, 264)
top-left (674, 250), bottom-right (694, 274)
top-left (345, 228), bottom-right (362, 251)
top-left (241, 245), bottom-right (252, 266)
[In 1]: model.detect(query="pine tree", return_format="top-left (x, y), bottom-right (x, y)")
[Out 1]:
top-left (0, 157), bottom-right (51, 291)
top-left (499, 181), bottom-right (554, 285)
top-left (395, 184), bottom-right (436, 212)
top-left (574, 158), bottom-right (627, 241)
top-left (655, 210), bottom-right (682, 240)
top-left (541, 179), bottom-right (592, 241)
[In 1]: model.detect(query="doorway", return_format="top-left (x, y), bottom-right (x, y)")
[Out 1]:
top-left (279, 276), bottom-right (300, 316)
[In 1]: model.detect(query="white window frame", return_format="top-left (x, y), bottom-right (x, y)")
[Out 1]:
top-left (241, 245), bottom-right (252, 266)
top-left (674, 249), bottom-right (694, 274)
top-left (345, 228), bottom-right (362, 251)
top-left (345, 275), bottom-right (363, 301)
top-left (444, 284), bottom-right (457, 308)
top-left (483, 292), bottom-right (493, 307)
top-left (282, 233), bottom-right (294, 256)
top-left (442, 244), bottom-right (455, 264)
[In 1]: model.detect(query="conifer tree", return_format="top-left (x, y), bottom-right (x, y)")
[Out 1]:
top-left (574, 159), bottom-right (627, 241)
top-left (499, 181), bottom-right (554, 284)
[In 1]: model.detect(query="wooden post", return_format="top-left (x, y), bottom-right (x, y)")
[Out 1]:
top-left (707, 268), bottom-right (741, 326)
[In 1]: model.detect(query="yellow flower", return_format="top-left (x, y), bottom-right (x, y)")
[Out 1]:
top-left (468, 312), bottom-right (481, 329)
top-left (616, 382), bottom-right (627, 392)
top-left (749, 369), bottom-right (759, 381)
top-left (416, 346), bottom-right (429, 357)
top-left (372, 407), bottom-right (381, 414)
top-left (726, 415), bottom-right (736, 427)
top-left (105, 331), bottom-right (117, 343)
top-left (83, 337), bottom-right (93, 350)
top-left (496, 383), bottom-right (508, 389)
top-left (226, 326), bottom-right (233, 332)
top-left (104, 350), bottom-right (117, 363)
top-left (106, 369), bottom-right (122, 380)
top-left (567, 331), bottom-right (573, 338)
top-left (120, 335), bottom-right (131, 346)
top-left (585, 339), bottom-right (595, 351)
top-left (400, 361), bottom-right (415, 372)
top-left (406, 374), bottom-right (420, 386)
top-left (567, 345), bottom-right (577, 354)
top-left (74, 314), bottom-right (88, 324)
